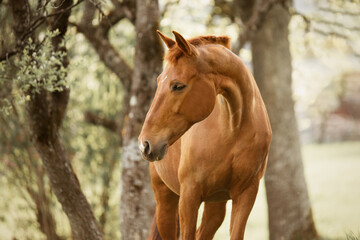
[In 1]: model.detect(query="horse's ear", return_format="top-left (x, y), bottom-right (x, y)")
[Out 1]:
top-left (172, 31), bottom-right (192, 56)
top-left (157, 30), bottom-right (175, 49)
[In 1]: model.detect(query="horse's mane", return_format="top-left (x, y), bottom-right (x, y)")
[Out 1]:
top-left (165, 35), bottom-right (231, 64)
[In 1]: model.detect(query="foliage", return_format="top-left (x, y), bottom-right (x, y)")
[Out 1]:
top-left (17, 32), bottom-right (68, 94)
top-left (0, 31), bottom-right (68, 115)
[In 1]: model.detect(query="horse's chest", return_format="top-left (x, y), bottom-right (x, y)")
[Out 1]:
top-left (153, 111), bottom-right (238, 198)
top-left (176, 127), bottom-right (235, 195)
top-left (153, 135), bottom-right (234, 198)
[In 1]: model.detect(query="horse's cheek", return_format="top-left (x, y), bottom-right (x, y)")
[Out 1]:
top-left (182, 83), bottom-right (215, 122)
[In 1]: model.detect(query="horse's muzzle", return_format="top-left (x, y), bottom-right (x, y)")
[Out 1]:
top-left (139, 139), bottom-right (168, 162)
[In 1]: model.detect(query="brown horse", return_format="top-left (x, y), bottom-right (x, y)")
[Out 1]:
top-left (138, 30), bottom-right (271, 240)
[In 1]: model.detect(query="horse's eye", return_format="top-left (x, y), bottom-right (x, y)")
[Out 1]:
top-left (171, 83), bottom-right (186, 92)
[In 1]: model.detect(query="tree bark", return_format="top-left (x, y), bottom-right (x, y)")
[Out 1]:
top-left (119, 0), bottom-right (163, 239)
top-left (251, 3), bottom-right (318, 240)
top-left (10, 0), bottom-right (103, 239)
top-left (29, 169), bottom-right (63, 240)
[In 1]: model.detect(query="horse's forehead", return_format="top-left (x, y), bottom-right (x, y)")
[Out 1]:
top-left (159, 66), bottom-right (177, 83)
top-left (164, 61), bottom-right (197, 78)
top-left (160, 75), bottom-right (168, 84)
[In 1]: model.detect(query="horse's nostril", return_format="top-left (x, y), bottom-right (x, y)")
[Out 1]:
top-left (144, 140), bottom-right (151, 155)
top-left (139, 138), bottom-right (168, 161)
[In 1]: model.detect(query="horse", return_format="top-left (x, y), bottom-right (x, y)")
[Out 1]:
top-left (138, 30), bottom-right (272, 240)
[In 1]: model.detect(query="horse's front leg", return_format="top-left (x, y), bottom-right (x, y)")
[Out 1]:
top-left (196, 201), bottom-right (227, 240)
top-left (179, 183), bottom-right (202, 240)
top-left (229, 180), bottom-right (260, 240)
top-left (150, 164), bottom-right (179, 240)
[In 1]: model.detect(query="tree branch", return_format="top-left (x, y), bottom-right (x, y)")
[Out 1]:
top-left (319, 6), bottom-right (360, 17)
top-left (160, 0), bottom-right (179, 18)
top-left (21, 0), bottom-right (84, 42)
top-left (73, 22), bottom-right (133, 93)
top-left (312, 28), bottom-right (348, 39)
top-left (211, 0), bottom-right (236, 23)
top-left (0, 50), bottom-right (17, 62)
top-left (311, 18), bottom-right (360, 32)
top-left (233, 0), bottom-right (277, 54)
top-left (80, 0), bottom-right (96, 27)
top-left (97, 8), bottom-right (127, 35)
top-left (98, 0), bottom-right (136, 35)
top-left (83, 106), bottom-right (129, 146)
top-left (1, 0), bottom-right (84, 63)
top-left (73, 0), bottom-right (134, 92)
top-left (79, 0), bottom-right (136, 37)
top-left (84, 111), bottom-right (118, 132)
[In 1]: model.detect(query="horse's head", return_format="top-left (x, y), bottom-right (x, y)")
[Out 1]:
top-left (138, 31), bottom-right (229, 162)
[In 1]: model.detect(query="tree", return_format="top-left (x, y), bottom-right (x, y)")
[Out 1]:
top-left (73, 0), bottom-right (163, 238)
top-left (235, 0), bottom-right (318, 239)
top-left (250, 3), bottom-right (318, 239)
top-left (213, 0), bottom-right (318, 238)
top-left (0, 103), bottom-right (63, 240)
top-left (4, 0), bottom-right (103, 239)
top-left (119, 0), bottom-right (163, 238)
top-left (3, 0), bottom-right (163, 238)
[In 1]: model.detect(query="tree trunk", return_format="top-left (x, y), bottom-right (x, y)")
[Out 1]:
top-left (251, 4), bottom-right (318, 240)
top-left (32, 168), bottom-right (63, 240)
top-left (10, 0), bottom-right (103, 239)
top-left (119, 0), bottom-right (163, 239)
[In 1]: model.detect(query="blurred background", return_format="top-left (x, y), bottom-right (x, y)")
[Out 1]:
top-left (0, 0), bottom-right (359, 239)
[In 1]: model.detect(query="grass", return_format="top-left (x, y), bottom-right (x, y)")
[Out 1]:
top-left (210, 141), bottom-right (360, 240)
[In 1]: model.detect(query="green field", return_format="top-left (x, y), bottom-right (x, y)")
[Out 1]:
top-left (211, 142), bottom-right (360, 240)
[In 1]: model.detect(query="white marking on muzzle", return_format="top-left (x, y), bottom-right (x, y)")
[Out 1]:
top-left (139, 137), bottom-right (145, 153)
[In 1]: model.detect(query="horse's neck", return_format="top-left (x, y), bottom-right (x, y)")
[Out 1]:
top-left (213, 50), bottom-right (256, 130)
